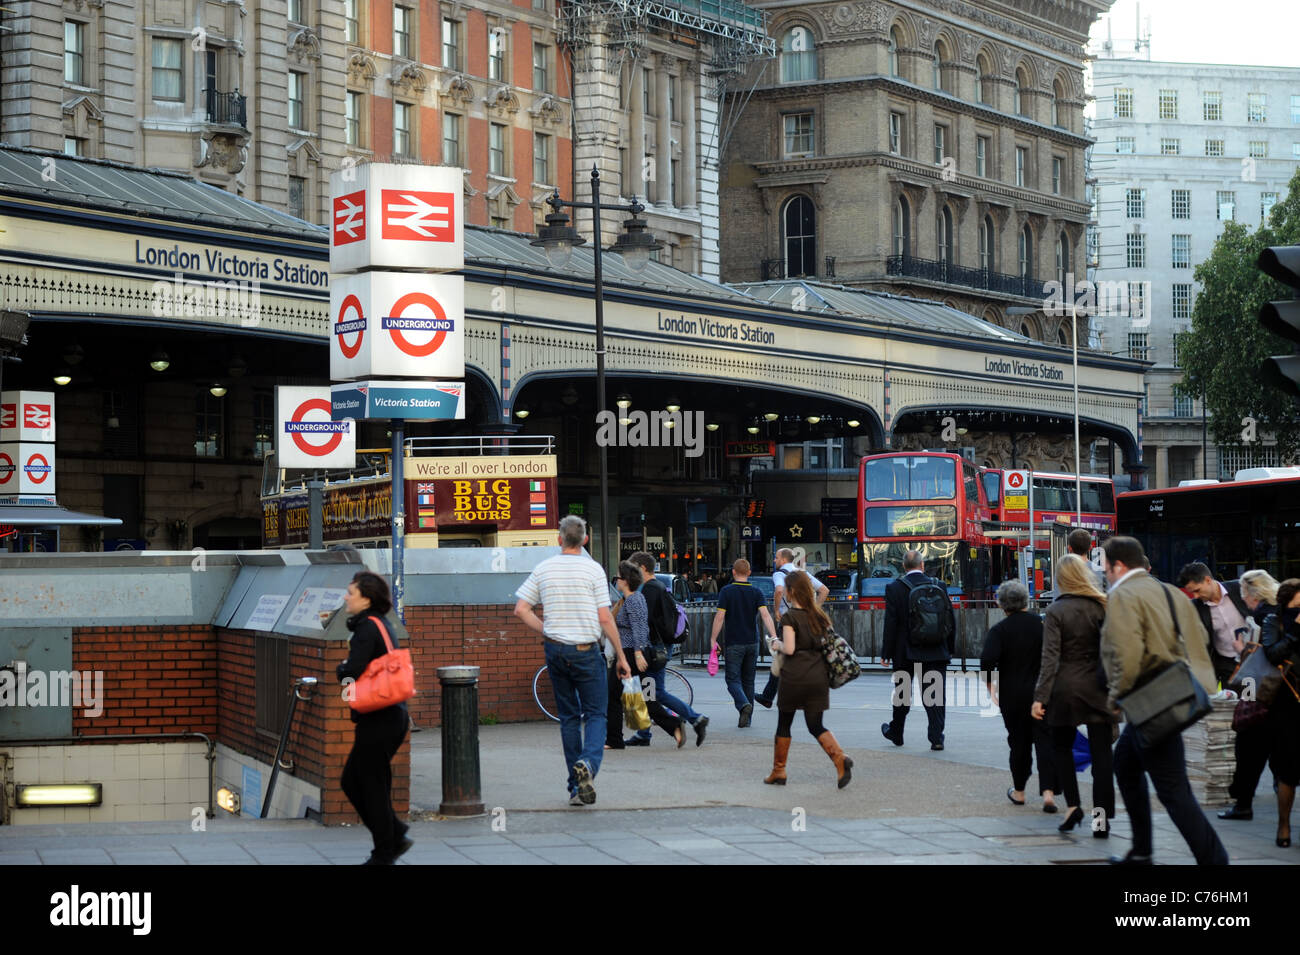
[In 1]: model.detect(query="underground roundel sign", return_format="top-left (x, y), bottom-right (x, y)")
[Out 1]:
top-left (275, 387), bottom-right (356, 470)
top-left (334, 293), bottom-right (366, 360)
top-left (23, 451), bottom-right (51, 484)
top-left (329, 272), bottom-right (465, 382)
top-left (0, 451), bottom-right (13, 488)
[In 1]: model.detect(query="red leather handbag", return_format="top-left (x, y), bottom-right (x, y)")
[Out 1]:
top-left (349, 617), bottom-right (416, 713)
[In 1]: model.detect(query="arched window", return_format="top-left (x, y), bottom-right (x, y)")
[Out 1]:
top-left (782, 194), bottom-right (816, 277)
top-left (1052, 78), bottom-right (1066, 127)
top-left (888, 26), bottom-right (902, 77)
top-left (780, 26), bottom-right (816, 83)
top-left (978, 215), bottom-right (994, 272)
top-left (1015, 66), bottom-right (1030, 117)
top-left (936, 205), bottom-right (953, 268)
top-left (1056, 231), bottom-right (1069, 285)
top-left (975, 53), bottom-right (992, 105)
top-left (932, 41), bottom-right (943, 90)
top-left (1018, 224), bottom-right (1033, 279)
top-left (1058, 326), bottom-right (1068, 345)
top-left (892, 196), bottom-right (911, 258)
top-left (1020, 321), bottom-right (1033, 338)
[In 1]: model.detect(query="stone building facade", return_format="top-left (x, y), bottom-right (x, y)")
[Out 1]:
top-left (720, 0), bottom-right (1111, 341)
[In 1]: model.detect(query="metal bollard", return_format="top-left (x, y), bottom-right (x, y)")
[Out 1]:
top-left (437, 665), bottom-right (485, 816)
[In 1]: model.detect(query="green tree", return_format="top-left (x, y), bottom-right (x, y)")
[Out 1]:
top-left (1176, 168), bottom-right (1300, 462)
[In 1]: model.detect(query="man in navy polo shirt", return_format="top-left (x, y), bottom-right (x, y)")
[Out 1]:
top-left (711, 558), bottom-right (777, 727)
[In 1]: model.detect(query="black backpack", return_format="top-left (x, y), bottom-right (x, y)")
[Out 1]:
top-left (904, 576), bottom-right (952, 650)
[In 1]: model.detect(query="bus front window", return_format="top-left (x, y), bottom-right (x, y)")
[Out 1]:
top-left (860, 541), bottom-right (963, 595)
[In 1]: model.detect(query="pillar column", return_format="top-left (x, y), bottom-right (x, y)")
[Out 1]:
top-left (681, 66), bottom-right (698, 213)
top-left (630, 62), bottom-right (645, 201)
top-left (655, 54), bottom-right (673, 207)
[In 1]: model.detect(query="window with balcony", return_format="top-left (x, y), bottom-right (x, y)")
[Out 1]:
top-left (782, 195), bottom-right (816, 277)
top-left (780, 26), bottom-right (816, 83)
top-left (534, 131), bottom-right (551, 184)
top-left (394, 101), bottom-right (412, 158)
top-left (346, 90), bottom-right (363, 146)
top-left (1115, 87), bottom-right (1133, 118)
top-left (1249, 140), bottom-right (1268, 158)
top-left (1248, 92), bottom-right (1266, 123)
top-left (1171, 189), bottom-right (1190, 218)
top-left (783, 112), bottom-right (814, 158)
top-left (152, 38), bottom-right (183, 101)
top-left (1116, 136), bottom-right (1134, 154)
top-left (1172, 233), bottom-right (1190, 268)
top-left (935, 206), bottom-right (953, 265)
top-left (1203, 91), bottom-right (1221, 121)
top-left (888, 112), bottom-right (903, 154)
top-left (442, 18), bottom-right (460, 70)
top-left (64, 21), bottom-right (84, 85)
top-left (892, 196), bottom-right (910, 257)
top-left (288, 71), bottom-right (305, 129)
top-left (489, 27), bottom-right (507, 81)
top-left (1126, 233), bottom-right (1146, 269)
top-left (976, 135), bottom-right (988, 177)
top-left (1160, 137), bottom-right (1180, 155)
top-left (1018, 225), bottom-right (1032, 278)
top-left (394, 5), bottom-right (412, 59)
top-left (533, 42), bottom-right (550, 92)
top-left (1158, 88), bottom-right (1178, 120)
top-left (1126, 187), bottom-right (1145, 218)
top-left (1055, 232), bottom-right (1069, 285)
top-left (1216, 190), bottom-right (1235, 220)
top-left (979, 215), bottom-right (994, 272)
top-left (1014, 146), bottom-right (1027, 186)
top-left (441, 111), bottom-right (460, 165)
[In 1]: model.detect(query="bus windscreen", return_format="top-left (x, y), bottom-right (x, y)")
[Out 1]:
top-left (863, 456), bottom-right (956, 501)
top-left (865, 505), bottom-right (958, 537)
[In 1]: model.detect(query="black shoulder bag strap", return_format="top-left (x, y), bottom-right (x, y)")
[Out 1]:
top-left (1158, 582), bottom-right (1190, 662)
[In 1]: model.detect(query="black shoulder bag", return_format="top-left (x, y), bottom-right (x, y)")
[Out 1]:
top-left (1115, 583), bottom-right (1213, 750)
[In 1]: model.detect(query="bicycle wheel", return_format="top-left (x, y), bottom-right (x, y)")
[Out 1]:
top-left (663, 667), bottom-right (694, 708)
top-left (533, 665), bottom-right (560, 722)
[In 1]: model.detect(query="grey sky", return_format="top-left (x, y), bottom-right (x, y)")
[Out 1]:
top-left (1090, 0), bottom-right (1300, 69)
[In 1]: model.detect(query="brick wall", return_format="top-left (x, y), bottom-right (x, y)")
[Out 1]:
top-left (404, 603), bottom-right (546, 727)
top-left (71, 624), bottom-right (218, 736)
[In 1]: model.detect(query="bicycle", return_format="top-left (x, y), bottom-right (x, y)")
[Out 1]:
top-left (532, 663), bottom-right (694, 723)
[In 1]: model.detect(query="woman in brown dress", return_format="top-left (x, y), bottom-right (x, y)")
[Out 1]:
top-left (1032, 553), bottom-right (1116, 837)
top-left (763, 570), bottom-right (853, 788)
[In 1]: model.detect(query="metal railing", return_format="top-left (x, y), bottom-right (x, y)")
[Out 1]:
top-left (760, 258), bottom-right (785, 281)
top-left (205, 87), bottom-right (247, 127)
top-left (886, 254), bottom-right (1042, 298)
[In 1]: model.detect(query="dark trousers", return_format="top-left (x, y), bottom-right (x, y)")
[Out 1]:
top-left (757, 672), bottom-right (779, 704)
top-left (724, 642), bottom-right (758, 711)
top-left (888, 660), bottom-right (946, 745)
top-left (1001, 699), bottom-right (1058, 794)
top-left (607, 657), bottom-right (683, 743)
top-left (340, 706), bottom-right (409, 856)
top-left (1228, 723), bottom-right (1272, 809)
top-left (1114, 723), bottom-right (1229, 864)
top-left (1051, 722), bottom-right (1114, 820)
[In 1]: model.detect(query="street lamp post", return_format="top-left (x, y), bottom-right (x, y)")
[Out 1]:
top-left (532, 166), bottom-right (662, 572)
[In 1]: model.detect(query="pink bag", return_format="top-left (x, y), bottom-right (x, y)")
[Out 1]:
top-left (707, 644), bottom-right (719, 676)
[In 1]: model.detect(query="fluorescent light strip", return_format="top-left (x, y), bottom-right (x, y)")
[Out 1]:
top-left (15, 783), bottom-right (103, 807)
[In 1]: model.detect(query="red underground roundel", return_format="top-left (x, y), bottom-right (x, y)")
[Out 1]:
top-left (23, 452), bottom-right (51, 484)
top-left (288, 398), bottom-right (345, 457)
top-left (383, 292), bottom-right (452, 357)
top-left (334, 294), bottom-right (366, 360)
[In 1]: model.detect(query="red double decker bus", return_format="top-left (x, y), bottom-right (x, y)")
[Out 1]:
top-left (855, 451), bottom-right (994, 606)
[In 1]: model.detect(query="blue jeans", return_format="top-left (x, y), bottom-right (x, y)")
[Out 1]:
top-left (544, 641), bottom-right (607, 795)
top-left (724, 642), bottom-right (757, 711)
top-left (634, 664), bottom-right (700, 738)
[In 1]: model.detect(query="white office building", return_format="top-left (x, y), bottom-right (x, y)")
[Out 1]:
top-left (1090, 58), bottom-right (1300, 487)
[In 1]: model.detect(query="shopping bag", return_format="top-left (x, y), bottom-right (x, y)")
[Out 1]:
top-left (622, 676), bottom-right (651, 730)
top-left (707, 644), bottom-right (719, 676)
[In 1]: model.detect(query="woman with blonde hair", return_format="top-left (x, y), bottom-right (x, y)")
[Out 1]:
top-left (762, 570), bottom-right (853, 788)
top-left (1033, 553), bottom-right (1116, 837)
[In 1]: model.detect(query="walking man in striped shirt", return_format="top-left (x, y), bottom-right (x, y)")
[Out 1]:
top-left (515, 515), bottom-right (632, 806)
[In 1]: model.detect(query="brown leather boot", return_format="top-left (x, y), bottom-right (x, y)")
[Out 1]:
top-left (764, 736), bottom-right (791, 785)
top-left (817, 731), bottom-right (853, 789)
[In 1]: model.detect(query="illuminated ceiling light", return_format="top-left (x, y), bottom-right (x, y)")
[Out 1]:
top-left (16, 783), bottom-right (102, 807)
top-left (847, 419), bottom-right (861, 428)
top-left (216, 787), bottom-right (241, 814)
top-left (663, 419), bottom-right (676, 429)
top-left (52, 366), bottom-right (72, 386)
top-left (806, 415), bottom-right (821, 425)
top-left (514, 405), bottom-right (531, 419)
top-left (149, 349), bottom-right (171, 372)
top-left (705, 422), bottom-right (720, 431)
top-left (209, 382), bottom-right (228, 398)
top-left (665, 396), bottom-right (681, 413)
top-left (616, 393), bottom-right (632, 409)
top-left (746, 423), bottom-right (760, 435)
top-left (763, 412), bottom-right (779, 422)
top-left (619, 415), bottom-right (633, 425)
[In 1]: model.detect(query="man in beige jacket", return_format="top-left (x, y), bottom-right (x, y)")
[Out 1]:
top-left (1101, 536), bottom-right (1228, 865)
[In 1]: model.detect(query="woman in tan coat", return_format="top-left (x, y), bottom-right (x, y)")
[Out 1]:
top-left (1033, 554), bottom-right (1116, 837)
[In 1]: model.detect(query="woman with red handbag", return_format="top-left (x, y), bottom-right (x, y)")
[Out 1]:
top-left (336, 572), bottom-right (413, 865)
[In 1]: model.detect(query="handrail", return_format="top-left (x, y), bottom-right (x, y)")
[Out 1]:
top-left (261, 677), bottom-right (317, 819)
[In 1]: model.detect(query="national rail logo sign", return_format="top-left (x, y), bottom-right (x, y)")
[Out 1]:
top-left (329, 272), bottom-right (465, 381)
top-left (0, 390), bottom-right (55, 442)
top-left (328, 164), bottom-right (464, 273)
top-left (275, 387), bottom-right (356, 470)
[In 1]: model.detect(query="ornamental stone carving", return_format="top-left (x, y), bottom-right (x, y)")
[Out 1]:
top-left (392, 63), bottom-right (429, 95)
top-left (195, 131), bottom-right (248, 175)
top-left (288, 28), bottom-right (322, 62)
top-left (917, 16), bottom-right (935, 48)
top-left (821, 1), bottom-right (888, 35)
top-left (486, 85), bottom-right (521, 115)
top-left (529, 94), bottom-right (566, 127)
top-left (443, 74), bottom-right (474, 106)
top-left (348, 53), bottom-right (378, 84)
top-left (957, 31), bottom-right (975, 63)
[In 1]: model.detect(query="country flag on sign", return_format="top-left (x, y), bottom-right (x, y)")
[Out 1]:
top-left (418, 507), bottom-right (437, 518)
top-left (529, 480), bottom-right (545, 492)
top-left (418, 494), bottom-right (433, 506)
top-left (530, 516), bottom-right (547, 526)
top-left (529, 492), bottom-right (547, 504)
top-left (530, 502), bottom-right (547, 513)
top-left (419, 516), bottom-right (437, 528)
top-left (417, 483), bottom-right (435, 494)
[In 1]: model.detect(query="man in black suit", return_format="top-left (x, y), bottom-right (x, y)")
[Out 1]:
top-left (1177, 562), bottom-right (1251, 687)
top-left (881, 550), bottom-right (957, 751)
